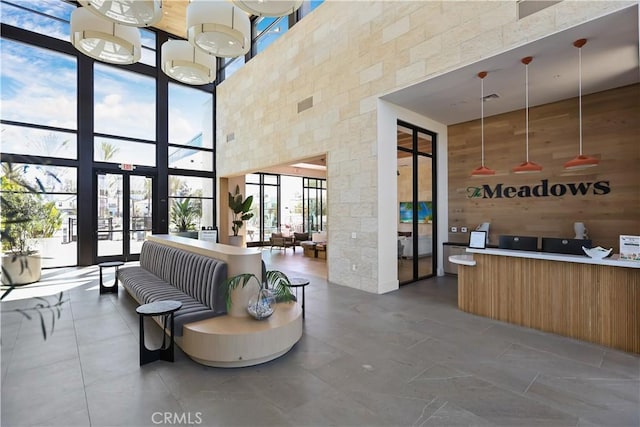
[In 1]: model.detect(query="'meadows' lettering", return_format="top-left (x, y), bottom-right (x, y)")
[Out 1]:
top-left (467, 179), bottom-right (610, 199)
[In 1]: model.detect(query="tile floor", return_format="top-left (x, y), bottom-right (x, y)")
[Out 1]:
top-left (1, 250), bottom-right (639, 426)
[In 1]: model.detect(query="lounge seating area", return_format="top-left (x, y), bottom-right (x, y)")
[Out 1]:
top-left (299, 231), bottom-right (327, 259)
top-left (269, 232), bottom-right (295, 252)
top-left (117, 235), bottom-right (303, 368)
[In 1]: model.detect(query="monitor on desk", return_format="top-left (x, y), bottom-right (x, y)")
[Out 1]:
top-left (541, 237), bottom-right (592, 255)
top-left (469, 231), bottom-right (487, 249)
top-left (498, 235), bottom-right (538, 251)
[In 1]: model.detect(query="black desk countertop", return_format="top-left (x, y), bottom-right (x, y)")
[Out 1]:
top-left (444, 241), bottom-right (498, 248)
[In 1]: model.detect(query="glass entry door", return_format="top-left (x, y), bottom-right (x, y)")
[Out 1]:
top-left (96, 172), bottom-right (154, 262)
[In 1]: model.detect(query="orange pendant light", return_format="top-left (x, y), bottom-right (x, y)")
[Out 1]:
top-left (512, 56), bottom-right (543, 174)
top-left (564, 39), bottom-right (599, 170)
top-left (471, 71), bottom-right (496, 176)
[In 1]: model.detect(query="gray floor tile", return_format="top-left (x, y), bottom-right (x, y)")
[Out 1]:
top-left (483, 322), bottom-right (607, 367)
top-left (601, 349), bottom-right (640, 379)
top-left (84, 370), bottom-right (185, 427)
top-left (525, 374), bottom-right (640, 426)
top-left (73, 310), bottom-right (134, 346)
top-left (1, 357), bottom-right (87, 427)
top-left (1, 263), bottom-right (638, 427)
top-left (422, 400), bottom-right (494, 426)
top-left (77, 332), bottom-right (140, 386)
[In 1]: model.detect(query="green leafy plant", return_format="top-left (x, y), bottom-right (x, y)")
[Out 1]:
top-left (1, 163), bottom-right (63, 255)
top-left (170, 198), bottom-right (201, 232)
top-left (223, 270), bottom-right (295, 313)
top-left (228, 185), bottom-right (254, 236)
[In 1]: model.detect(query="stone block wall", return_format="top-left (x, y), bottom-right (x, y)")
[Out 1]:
top-left (216, 0), bottom-right (635, 292)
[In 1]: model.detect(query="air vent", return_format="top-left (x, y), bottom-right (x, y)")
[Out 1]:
top-left (297, 96), bottom-right (313, 113)
top-left (517, 0), bottom-right (562, 20)
top-left (226, 132), bottom-right (235, 142)
top-left (482, 93), bottom-right (500, 102)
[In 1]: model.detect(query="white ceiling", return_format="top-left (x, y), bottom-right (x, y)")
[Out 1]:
top-left (381, 6), bottom-right (639, 125)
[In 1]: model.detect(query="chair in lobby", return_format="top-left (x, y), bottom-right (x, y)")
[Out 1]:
top-left (270, 232), bottom-right (295, 253)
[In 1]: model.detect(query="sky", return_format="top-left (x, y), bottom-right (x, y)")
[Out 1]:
top-left (1, 0), bottom-right (212, 164)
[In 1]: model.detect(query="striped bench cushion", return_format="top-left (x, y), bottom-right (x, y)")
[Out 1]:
top-left (119, 241), bottom-right (228, 335)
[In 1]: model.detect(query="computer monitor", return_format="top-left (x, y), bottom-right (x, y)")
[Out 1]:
top-left (498, 235), bottom-right (538, 251)
top-left (541, 237), bottom-right (592, 256)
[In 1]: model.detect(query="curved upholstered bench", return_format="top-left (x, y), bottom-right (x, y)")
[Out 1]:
top-left (119, 240), bottom-right (228, 336)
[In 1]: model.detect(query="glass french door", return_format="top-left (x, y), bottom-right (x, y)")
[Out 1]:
top-left (96, 171), bottom-right (154, 262)
top-left (397, 121), bottom-right (437, 285)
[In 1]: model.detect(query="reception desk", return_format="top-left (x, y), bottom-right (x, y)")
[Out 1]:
top-left (454, 248), bottom-right (640, 353)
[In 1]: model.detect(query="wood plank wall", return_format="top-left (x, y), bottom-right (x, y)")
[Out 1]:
top-left (448, 84), bottom-right (640, 251)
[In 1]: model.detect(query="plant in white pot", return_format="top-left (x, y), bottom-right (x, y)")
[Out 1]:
top-left (228, 185), bottom-right (253, 246)
top-left (1, 164), bottom-right (61, 286)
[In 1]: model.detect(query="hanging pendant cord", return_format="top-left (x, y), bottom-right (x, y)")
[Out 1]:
top-left (578, 45), bottom-right (583, 156)
top-left (525, 61), bottom-right (530, 162)
top-left (481, 76), bottom-right (485, 167)
top-left (477, 71), bottom-right (487, 169)
top-left (521, 56), bottom-right (533, 163)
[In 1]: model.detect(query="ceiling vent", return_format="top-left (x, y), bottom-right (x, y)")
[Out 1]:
top-left (297, 96), bottom-right (313, 113)
top-left (517, 0), bottom-right (562, 20)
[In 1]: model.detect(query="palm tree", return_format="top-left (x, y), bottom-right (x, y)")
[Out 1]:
top-left (100, 141), bottom-right (119, 162)
top-left (170, 198), bottom-right (201, 232)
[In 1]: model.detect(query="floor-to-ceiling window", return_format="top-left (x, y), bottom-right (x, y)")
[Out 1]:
top-left (246, 173), bottom-right (325, 245)
top-left (303, 177), bottom-right (326, 232)
top-left (0, 22), bottom-right (79, 267)
top-left (397, 121), bottom-right (437, 284)
top-left (0, 0), bottom-right (216, 266)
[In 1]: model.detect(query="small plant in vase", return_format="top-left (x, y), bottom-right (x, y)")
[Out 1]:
top-left (224, 270), bottom-right (295, 320)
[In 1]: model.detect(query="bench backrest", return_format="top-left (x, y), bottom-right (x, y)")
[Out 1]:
top-left (139, 241), bottom-right (228, 314)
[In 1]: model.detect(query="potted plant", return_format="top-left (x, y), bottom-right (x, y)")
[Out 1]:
top-left (228, 184), bottom-right (254, 246)
top-left (224, 270), bottom-right (295, 320)
top-left (170, 198), bottom-right (201, 239)
top-left (1, 165), bottom-right (61, 286)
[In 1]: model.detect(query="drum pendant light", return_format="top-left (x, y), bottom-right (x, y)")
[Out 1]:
top-left (187, 0), bottom-right (251, 58)
top-left (512, 56), bottom-right (542, 174)
top-left (161, 40), bottom-right (216, 85)
top-left (77, 0), bottom-right (162, 27)
top-left (71, 7), bottom-right (141, 65)
top-left (564, 39), bottom-right (599, 170)
top-left (471, 71), bottom-right (496, 176)
top-left (232, 0), bottom-right (303, 17)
